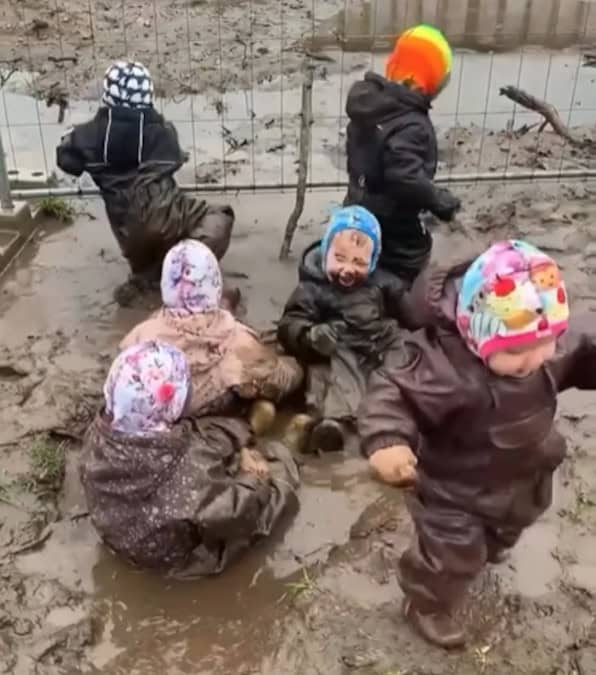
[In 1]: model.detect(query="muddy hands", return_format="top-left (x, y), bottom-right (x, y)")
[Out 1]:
top-left (240, 447), bottom-right (270, 479)
top-left (369, 445), bottom-right (417, 486)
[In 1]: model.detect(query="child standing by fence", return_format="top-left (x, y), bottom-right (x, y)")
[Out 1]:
top-left (57, 61), bottom-right (234, 304)
top-left (344, 25), bottom-right (460, 283)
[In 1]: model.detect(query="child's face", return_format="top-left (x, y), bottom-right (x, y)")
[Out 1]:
top-left (326, 229), bottom-right (373, 289)
top-left (487, 337), bottom-right (557, 378)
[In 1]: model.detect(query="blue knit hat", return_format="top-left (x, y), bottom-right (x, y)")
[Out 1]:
top-left (321, 206), bottom-right (382, 273)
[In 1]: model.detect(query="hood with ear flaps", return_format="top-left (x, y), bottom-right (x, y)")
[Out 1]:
top-left (320, 206), bottom-right (382, 273)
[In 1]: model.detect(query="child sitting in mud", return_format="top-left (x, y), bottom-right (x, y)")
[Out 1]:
top-left (277, 205), bottom-right (405, 454)
top-left (56, 61), bottom-right (234, 305)
top-left (121, 239), bottom-right (303, 435)
top-left (81, 340), bottom-right (299, 575)
top-left (359, 240), bottom-right (596, 648)
top-left (344, 24), bottom-right (460, 282)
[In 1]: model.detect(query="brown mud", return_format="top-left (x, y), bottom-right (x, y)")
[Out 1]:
top-left (0, 0), bottom-right (346, 101)
top-left (1, 146), bottom-right (596, 672)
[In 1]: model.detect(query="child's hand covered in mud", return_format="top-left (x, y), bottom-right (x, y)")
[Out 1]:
top-left (308, 323), bottom-right (340, 356)
top-left (240, 447), bottom-right (270, 479)
top-left (369, 445), bottom-right (417, 486)
top-left (432, 188), bottom-right (461, 222)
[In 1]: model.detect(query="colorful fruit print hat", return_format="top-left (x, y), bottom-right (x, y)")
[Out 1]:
top-left (385, 24), bottom-right (453, 96)
top-left (456, 240), bottom-right (569, 360)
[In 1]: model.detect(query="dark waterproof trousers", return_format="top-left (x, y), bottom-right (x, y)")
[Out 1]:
top-left (398, 470), bottom-right (554, 613)
top-left (305, 348), bottom-right (372, 423)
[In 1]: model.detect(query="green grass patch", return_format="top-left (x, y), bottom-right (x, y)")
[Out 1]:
top-left (28, 438), bottom-right (66, 490)
top-left (38, 196), bottom-right (75, 224)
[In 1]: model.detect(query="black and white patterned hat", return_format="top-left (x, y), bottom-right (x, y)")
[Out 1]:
top-left (102, 61), bottom-right (154, 109)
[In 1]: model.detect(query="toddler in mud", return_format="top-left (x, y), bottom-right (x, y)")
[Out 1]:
top-left (277, 205), bottom-right (405, 454)
top-left (81, 340), bottom-right (299, 576)
top-left (121, 239), bottom-right (303, 435)
top-left (359, 240), bottom-right (596, 649)
top-left (344, 24), bottom-right (460, 282)
top-left (56, 61), bottom-right (234, 305)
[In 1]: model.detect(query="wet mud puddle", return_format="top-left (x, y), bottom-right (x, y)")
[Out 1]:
top-left (15, 447), bottom-right (380, 674)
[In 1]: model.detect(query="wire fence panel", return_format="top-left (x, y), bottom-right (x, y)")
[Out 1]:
top-left (0, 0), bottom-right (596, 197)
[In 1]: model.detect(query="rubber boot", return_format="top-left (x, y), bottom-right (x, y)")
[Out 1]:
top-left (308, 419), bottom-right (345, 453)
top-left (249, 400), bottom-right (277, 436)
top-left (283, 414), bottom-right (316, 454)
top-left (404, 600), bottom-right (466, 650)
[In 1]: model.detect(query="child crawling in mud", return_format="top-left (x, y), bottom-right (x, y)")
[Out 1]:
top-left (278, 205), bottom-right (405, 453)
top-left (359, 240), bottom-right (596, 648)
top-left (56, 61), bottom-right (234, 305)
top-left (121, 239), bottom-right (303, 435)
top-left (81, 340), bottom-right (299, 576)
top-left (344, 24), bottom-right (460, 282)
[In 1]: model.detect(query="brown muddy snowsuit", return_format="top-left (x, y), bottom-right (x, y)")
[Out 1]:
top-left (359, 263), bottom-right (596, 613)
top-left (81, 414), bottom-right (299, 576)
top-left (57, 106), bottom-right (233, 281)
top-left (277, 241), bottom-right (406, 424)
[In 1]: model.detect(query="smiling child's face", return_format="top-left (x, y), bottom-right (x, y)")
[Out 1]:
top-left (325, 229), bottom-right (373, 289)
top-left (487, 337), bottom-right (557, 378)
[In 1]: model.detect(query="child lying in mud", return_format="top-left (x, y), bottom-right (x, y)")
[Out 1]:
top-left (81, 340), bottom-right (299, 575)
top-left (56, 61), bottom-right (234, 305)
top-left (277, 205), bottom-right (405, 453)
top-left (344, 24), bottom-right (460, 282)
top-left (359, 240), bottom-right (596, 648)
top-left (121, 239), bottom-right (303, 435)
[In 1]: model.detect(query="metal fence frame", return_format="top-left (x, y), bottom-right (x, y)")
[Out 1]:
top-left (1, 0), bottom-right (596, 207)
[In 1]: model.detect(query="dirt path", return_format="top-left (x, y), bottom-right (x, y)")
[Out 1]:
top-left (0, 164), bottom-right (595, 672)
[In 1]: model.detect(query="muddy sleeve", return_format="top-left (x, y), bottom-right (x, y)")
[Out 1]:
top-left (391, 289), bottom-right (422, 330)
top-left (189, 432), bottom-right (293, 541)
top-left (383, 122), bottom-right (442, 212)
top-left (56, 129), bottom-right (85, 177)
top-left (192, 416), bottom-right (252, 465)
top-left (277, 282), bottom-right (324, 362)
top-left (553, 313), bottom-right (596, 391)
top-left (377, 271), bottom-right (408, 320)
top-left (358, 347), bottom-right (422, 457)
top-left (195, 471), bottom-right (278, 541)
top-left (164, 121), bottom-right (189, 164)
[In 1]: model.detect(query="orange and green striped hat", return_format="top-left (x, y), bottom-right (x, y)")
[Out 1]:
top-left (385, 24), bottom-right (452, 96)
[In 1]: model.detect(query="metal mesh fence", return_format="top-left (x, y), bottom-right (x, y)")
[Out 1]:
top-left (1, 0), bottom-right (596, 199)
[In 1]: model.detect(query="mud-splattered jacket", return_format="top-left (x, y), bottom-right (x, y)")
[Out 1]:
top-left (56, 107), bottom-right (210, 275)
top-left (344, 72), bottom-right (455, 275)
top-left (277, 241), bottom-right (406, 364)
top-left (359, 262), bottom-right (596, 491)
top-left (81, 414), bottom-right (298, 575)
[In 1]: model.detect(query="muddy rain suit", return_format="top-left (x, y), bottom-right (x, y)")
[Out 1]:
top-left (57, 106), bottom-right (233, 280)
top-left (277, 241), bottom-right (405, 424)
top-left (344, 72), bottom-right (458, 281)
top-left (81, 414), bottom-right (298, 576)
top-left (359, 262), bottom-right (596, 613)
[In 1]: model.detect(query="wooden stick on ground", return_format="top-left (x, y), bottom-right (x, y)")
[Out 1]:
top-left (499, 85), bottom-right (588, 147)
top-left (279, 63), bottom-right (315, 260)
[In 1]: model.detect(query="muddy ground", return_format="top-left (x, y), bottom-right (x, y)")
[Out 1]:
top-left (0, 0), bottom-right (345, 101)
top-left (1, 162), bottom-right (596, 673)
top-left (0, 1), bottom-right (596, 672)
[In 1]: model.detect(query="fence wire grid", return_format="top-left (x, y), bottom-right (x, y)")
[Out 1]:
top-left (1, 0), bottom-right (596, 198)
